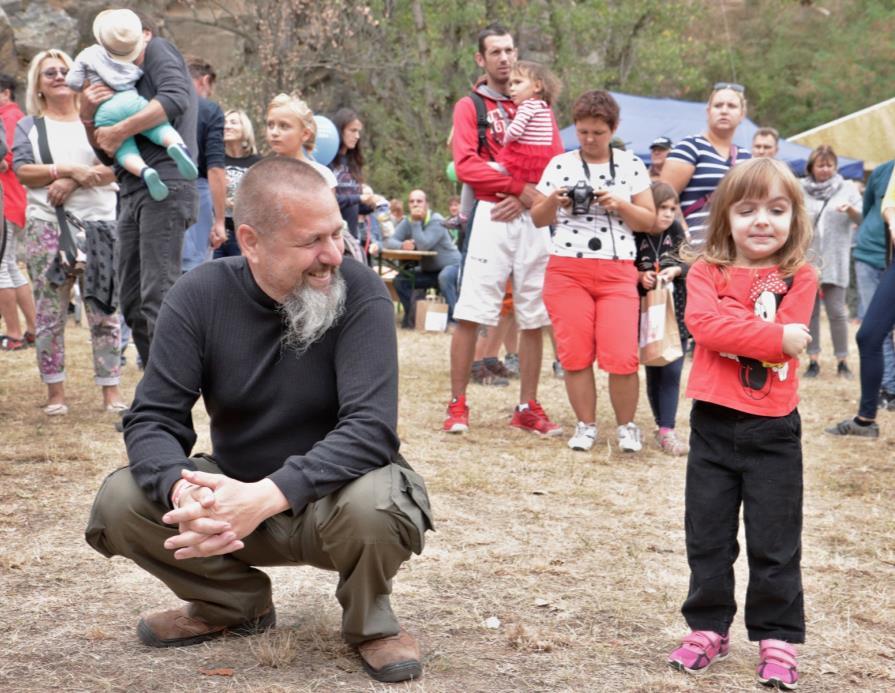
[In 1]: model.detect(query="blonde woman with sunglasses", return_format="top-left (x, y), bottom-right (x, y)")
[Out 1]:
top-left (13, 49), bottom-right (125, 415)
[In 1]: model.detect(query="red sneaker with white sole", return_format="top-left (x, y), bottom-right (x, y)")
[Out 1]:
top-left (443, 395), bottom-right (469, 433)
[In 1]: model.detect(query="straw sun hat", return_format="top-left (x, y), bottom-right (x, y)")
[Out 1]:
top-left (93, 9), bottom-right (145, 63)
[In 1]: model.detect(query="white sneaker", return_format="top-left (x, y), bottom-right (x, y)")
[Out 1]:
top-left (568, 422), bottom-right (597, 451)
top-left (617, 422), bottom-right (642, 452)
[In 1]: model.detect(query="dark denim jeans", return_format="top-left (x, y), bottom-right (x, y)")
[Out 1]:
top-left (645, 349), bottom-right (685, 429)
top-left (857, 262), bottom-right (895, 418)
top-left (117, 181), bottom-right (197, 365)
top-left (683, 401), bottom-right (805, 643)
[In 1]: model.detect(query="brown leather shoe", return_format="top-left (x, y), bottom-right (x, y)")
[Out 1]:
top-left (137, 605), bottom-right (276, 648)
top-left (357, 628), bottom-right (422, 682)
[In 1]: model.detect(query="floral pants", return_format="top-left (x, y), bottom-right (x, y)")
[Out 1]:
top-left (23, 218), bottom-right (121, 385)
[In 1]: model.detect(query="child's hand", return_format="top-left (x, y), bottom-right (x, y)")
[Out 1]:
top-left (782, 323), bottom-right (811, 357)
top-left (658, 266), bottom-right (681, 282)
top-left (640, 270), bottom-right (657, 289)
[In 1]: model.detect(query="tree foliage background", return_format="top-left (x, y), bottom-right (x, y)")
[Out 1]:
top-left (178, 0), bottom-right (894, 208)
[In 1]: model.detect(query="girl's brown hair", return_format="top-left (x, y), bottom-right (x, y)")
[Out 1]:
top-left (650, 181), bottom-right (678, 208)
top-left (684, 158), bottom-right (812, 278)
top-left (511, 60), bottom-right (562, 105)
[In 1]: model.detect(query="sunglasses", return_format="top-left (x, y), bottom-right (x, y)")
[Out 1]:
top-left (713, 81), bottom-right (745, 93)
top-left (41, 67), bottom-right (69, 79)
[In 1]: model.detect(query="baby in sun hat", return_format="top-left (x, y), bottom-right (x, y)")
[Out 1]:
top-left (66, 8), bottom-right (197, 201)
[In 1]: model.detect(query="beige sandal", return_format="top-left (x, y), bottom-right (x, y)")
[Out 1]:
top-left (43, 403), bottom-right (69, 416)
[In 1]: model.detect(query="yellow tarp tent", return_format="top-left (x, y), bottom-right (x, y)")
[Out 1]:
top-left (789, 98), bottom-right (895, 172)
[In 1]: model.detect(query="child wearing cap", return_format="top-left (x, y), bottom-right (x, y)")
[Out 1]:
top-left (67, 8), bottom-right (197, 201)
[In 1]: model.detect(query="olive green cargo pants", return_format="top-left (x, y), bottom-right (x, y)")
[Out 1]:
top-left (85, 457), bottom-right (433, 645)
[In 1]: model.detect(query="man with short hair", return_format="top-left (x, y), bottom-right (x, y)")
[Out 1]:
top-left (80, 8), bottom-right (198, 367)
top-left (444, 22), bottom-right (562, 436)
top-left (751, 127), bottom-right (780, 158)
top-left (648, 136), bottom-right (672, 179)
top-left (181, 55), bottom-right (226, 272)
top-left (384, 189), bottom-right (461, 327)
top-left (84, 157), bottom-right (431, 683)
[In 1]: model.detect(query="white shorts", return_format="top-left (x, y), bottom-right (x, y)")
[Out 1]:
top-left (0, 224), bottom-right (27, 289)
top-left (453, 201), bottom-right (551, 329)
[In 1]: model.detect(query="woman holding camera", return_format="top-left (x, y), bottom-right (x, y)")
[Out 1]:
top-left (532, 90), bottom-right (655, 453)
top-left (660, 83), bottom-right (750, 247)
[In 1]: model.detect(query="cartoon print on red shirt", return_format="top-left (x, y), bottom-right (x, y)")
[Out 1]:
top-left (720, 273), bottom-right (792, 398)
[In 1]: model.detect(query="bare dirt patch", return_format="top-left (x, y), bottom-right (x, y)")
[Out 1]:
top-left (1, 320), bottom-right (893, 692)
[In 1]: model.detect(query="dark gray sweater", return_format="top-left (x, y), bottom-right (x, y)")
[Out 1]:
top-left (96, 37), bottom-right (198, 195)
top-left (123, 256), bottom-right (400, 512)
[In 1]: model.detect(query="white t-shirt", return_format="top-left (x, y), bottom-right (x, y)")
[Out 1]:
top-left (537, 147), bottom-right (650, 260)
top-left (13, 116), bottom-right (117, 222)
top-left (307, 159), bottom-right (338, 189)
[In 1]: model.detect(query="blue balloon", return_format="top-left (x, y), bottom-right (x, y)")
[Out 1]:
top-left (311, 115), bottom-right (339, 166)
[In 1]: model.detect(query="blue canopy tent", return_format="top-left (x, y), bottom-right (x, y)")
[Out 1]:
top-left (559, 92), bottom-right (864, 179)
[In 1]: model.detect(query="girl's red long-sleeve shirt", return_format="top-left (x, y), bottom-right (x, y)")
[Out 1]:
top-left (684, 260), bottom-right (818, 417)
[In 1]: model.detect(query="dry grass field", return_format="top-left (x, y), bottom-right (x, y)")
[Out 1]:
top-left (1, 317), bottom-right (893, 692)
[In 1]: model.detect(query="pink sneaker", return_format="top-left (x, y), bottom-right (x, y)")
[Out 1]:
top-left (757, 639), bottom-right (799, 690)
top-left (667, 630), bottom-right (729, 673)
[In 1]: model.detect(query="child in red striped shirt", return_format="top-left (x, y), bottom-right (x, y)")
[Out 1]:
top-left (497, 60), bottom-right (563, 184)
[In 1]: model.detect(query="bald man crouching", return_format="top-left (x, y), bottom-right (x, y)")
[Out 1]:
top-left (85, 157), bottom-right (433, 683)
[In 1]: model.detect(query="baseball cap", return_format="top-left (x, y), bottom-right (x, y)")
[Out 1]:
top-left (650, 136), bottom-right (673, 150)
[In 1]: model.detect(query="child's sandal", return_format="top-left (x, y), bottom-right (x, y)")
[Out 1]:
top-left (0, 335), bottom-right (27, 351)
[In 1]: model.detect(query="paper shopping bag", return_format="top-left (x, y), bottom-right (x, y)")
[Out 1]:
top-left (415, 295), bottom-right (448, 332)
top-left (639, 283), bottom-right (683, 366)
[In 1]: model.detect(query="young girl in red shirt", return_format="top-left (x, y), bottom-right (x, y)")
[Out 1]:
top-left (667, 158), bottom-right (817, 691)
top-left (498, 60), bottom-right (562, 184)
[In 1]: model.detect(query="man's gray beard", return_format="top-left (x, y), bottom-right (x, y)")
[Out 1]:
top-left (280, 270), bottom-right (347, 354)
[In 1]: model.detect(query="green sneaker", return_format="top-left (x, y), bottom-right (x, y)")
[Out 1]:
top-left (141, 167), bottom-right (169, 201)
top-left (167, 143), bottom-right (199, 180)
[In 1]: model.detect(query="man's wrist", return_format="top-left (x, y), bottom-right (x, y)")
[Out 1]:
top-left (257, 478), bottom-right (290, 518)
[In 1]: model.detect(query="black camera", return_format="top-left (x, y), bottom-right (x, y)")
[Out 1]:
top-left (567, 180), bottom-right (595, 215)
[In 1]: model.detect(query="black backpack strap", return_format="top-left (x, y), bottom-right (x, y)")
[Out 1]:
top-left (34, 116), bottom-right (78, 265)
top-left (470, 92), bottom-right (493, 161)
